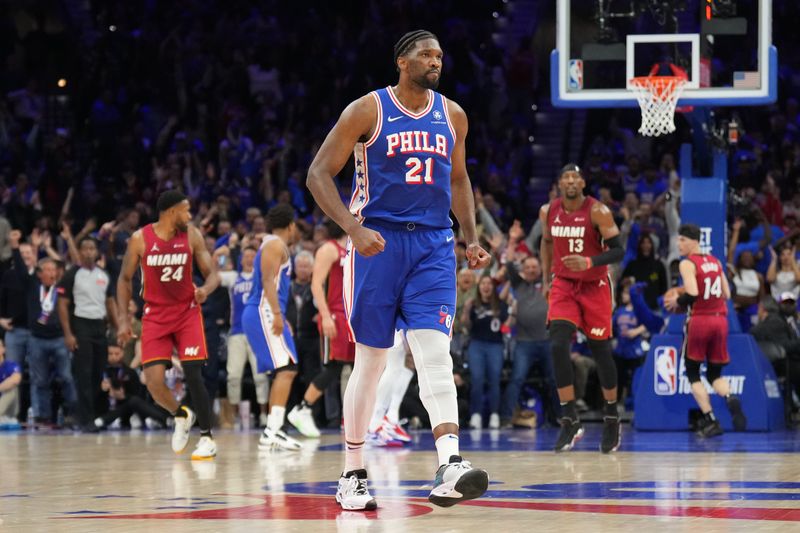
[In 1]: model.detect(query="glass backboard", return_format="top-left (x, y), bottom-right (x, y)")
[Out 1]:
top-left (551, 0), bottom-right (776, 108)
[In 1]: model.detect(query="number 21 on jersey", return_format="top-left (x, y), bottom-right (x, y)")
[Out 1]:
top-left (405, 157), bottom-right (434, 184)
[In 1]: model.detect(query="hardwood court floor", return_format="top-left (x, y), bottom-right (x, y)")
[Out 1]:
top-left (2, 426), bottom-right (800, 532)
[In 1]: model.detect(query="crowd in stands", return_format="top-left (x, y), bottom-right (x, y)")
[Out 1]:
top-left (1, 1), bottom-right (800, 433)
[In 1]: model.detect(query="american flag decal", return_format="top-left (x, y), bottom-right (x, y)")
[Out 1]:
top-left (733, 71), bottom-right (760, 89)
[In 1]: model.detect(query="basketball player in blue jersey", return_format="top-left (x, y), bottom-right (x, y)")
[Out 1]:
top-left (242, 204), bottom-right (303, 451)
top-left (308, 29), bottom-right (492, 511)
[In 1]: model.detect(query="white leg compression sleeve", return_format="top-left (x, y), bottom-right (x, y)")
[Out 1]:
top-left (344, 343), bottom-right (388, 446)
top-left (368, 331), bottom-right (406, 431)
top-left (386, 366), bottom-right (414, 425)
top-left (405, 329), bottom-right (458, 429)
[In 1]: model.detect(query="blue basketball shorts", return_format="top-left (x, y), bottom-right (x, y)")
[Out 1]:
top-left (343, 222), bottom-right (456, 349)
top-left (242, 302), bottom-right (298, 373)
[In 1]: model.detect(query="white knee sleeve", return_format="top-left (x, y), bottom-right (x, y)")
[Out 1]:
top-left (343, 343), bottom-right (387, 443)
top-left (405, 329), bottom-right (458, 428)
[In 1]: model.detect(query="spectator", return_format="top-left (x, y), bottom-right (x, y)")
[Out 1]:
top-left (0, 238), bottom-right (37, 367)
top-left (18, 246), bottom-right (77, 427)
top-left (635, 164), bottom-right (667, 205)
top-left (285, 250), bottom-right (327, 422)
top-left (461, 275), bottom-right (511, 430)
top-left (56, 235), bottom-right (118, 432)
top-left (121, 300), bottom-right (142, 368)
top-left (0, 211), bottom-right (11, 271)
top-left (94, 342), bottom-right (169, 430)
top-left (218, 245), bottom-right (269, 428)
top-left (731, 250), bottom-right (766, 332)
top-left (621, 233), bottom-right (668, 309)
top-left (751, 294), bottom-right (800, 420)
top-left (452, 267), bottom-right (476, 359)
top-left (0, 339), bottom-right (22, 424)
top-left (767, 245), bottom-right (800, 301)
top-left (501, 255), bottom-right (558, 427)
top-left (612, 278), bottom-right (648, 410)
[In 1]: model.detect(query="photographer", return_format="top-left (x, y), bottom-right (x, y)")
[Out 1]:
top-left (95, 342), bottom-right (168, 430)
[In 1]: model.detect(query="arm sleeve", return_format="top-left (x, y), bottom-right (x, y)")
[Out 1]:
top-left (590, 235), bottom-right (625, 267)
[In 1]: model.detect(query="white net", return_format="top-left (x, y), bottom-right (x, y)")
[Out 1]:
top-left (630, 76), bottom-right (687, 137)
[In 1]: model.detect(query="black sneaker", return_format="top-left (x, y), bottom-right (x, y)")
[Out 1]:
top-left (697, 419), bottom-right (723, 438)
top-left (554, 418), bottom-right (584, 452)
top-left (600, 416), bottom-right (621, 453)
top-left (727, 396), bottom-right (747, 431)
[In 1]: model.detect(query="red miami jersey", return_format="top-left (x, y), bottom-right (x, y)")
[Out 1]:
top-left (326, 239), bottom-right (347, 313)
top-left (687, 253), bottom-right (727, 316)
top-left (548, 197), bottom-right (608, 281)
top-left (140, 224), bottom-right (195, 307)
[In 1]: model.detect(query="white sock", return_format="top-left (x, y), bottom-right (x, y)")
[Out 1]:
top-left (435, 434), bottom-right (460, 466)
top-left (344, 442), bottom-right (365, 473)
top-left (268, 405), bottom-right (286, 432)
top-left (386, 366), bottom-right (414, 425)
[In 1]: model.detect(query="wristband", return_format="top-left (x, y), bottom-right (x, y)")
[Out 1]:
top-left (585, 257), bottom-right (592, 269)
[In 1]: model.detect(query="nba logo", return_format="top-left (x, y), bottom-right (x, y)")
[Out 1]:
top-left (654, 346), bottom-right (677, 395)
top-left (568, 59), bottom-right (583, 90)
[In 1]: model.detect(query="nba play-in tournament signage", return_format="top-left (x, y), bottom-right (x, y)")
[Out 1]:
top-left (635, 334), bottom-right (783, 431)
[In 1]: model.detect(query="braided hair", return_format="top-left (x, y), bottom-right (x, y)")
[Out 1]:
top-left (393, 29), bottom-right (439, 71)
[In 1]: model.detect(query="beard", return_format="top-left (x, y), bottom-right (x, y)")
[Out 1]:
top-left (414, 70), bottom-right (440, 90)
top-left (176, 220), bottom-right (189, 233)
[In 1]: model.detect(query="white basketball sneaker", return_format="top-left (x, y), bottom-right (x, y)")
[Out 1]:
top-left (428, 455), bottom-right (489, 507)
top-left (469, 413), bottom-right (482, 429)
top-left (336, 469), bottom-right (377, 511)
top-left (288, 404), bottom-right (321, 438)
top-left (259, 427), bottom-right (303, 451)
top-left (172, 406), bottom-right (196, 453)
top-left (191, 436), bottom-right (217, 460)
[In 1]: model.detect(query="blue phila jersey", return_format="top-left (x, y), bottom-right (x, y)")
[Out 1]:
top-left (349, 86), bottom-right (456, 229)
top-left (246, 235), bottom-right (292, 315)
top-left (228, 271), bottom-right (253, 335)
top-left (0, 360), bottom-right (21, 382)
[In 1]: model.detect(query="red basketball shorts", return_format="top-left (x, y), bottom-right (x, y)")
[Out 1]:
top-left (320, 310), bottom-right (355, 363)
top-left (547, 275), bottom-right (613, 340)
top-left (141, 302), bottom-right (208, 366)
top-left (684, 314), bottom-right (729, 364)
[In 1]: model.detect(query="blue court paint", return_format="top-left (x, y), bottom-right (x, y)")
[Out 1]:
top-left (275, 480), bottom-right (800, 502)
top-left (316, 427), bottom-right (800, 453)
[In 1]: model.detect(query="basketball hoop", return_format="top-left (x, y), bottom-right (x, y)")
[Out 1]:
top-left (630, 75), bottom-right (687, 137)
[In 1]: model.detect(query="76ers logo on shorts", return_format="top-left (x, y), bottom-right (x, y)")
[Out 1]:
top-left (654, 346), bottom-right (677, 395)
top-left (438, 305), bottom-right (453, 330)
